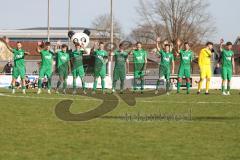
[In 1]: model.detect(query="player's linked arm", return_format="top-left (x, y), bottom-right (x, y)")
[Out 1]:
top-left (24, 51), bottom-right (30, 55)
top-left (126, 58), bottom-right (129, 73)
top-left (143, 52), bottom-right (148, 71)
top-left (232, 56), bottom-right (236, 74)
top-left (104, 52), bottom-right (109, 63)
top-left (171, 58), bottom-right (175, 74)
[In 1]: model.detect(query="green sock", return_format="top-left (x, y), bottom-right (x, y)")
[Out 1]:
top-left (227, 84), bottom-right (230, 92)
top-left (120, 79), bottom-right (125, 90)
top-left (82, 81), bottom-right (85, 91)
top-left (57, 81), bottom-right (62, 89)
top-left (166, 80), bottom-right (170, 92)
top-left (93, 80), bottom-right (97, 91)
top-left (141, 79), bottom-right (144, 91)
top-left (22, 85), bottom-right (26, 90)
top-left (38, 79), bottom-right (42, 89)
top-left (112, 80), bottom-right (117, 90)
top-left (186, 82), bottom-right (191, 93)
top-left (47, 78), bottom-right (52, 90)
top-left (101, 79), bottom-right (105, 91)
top-left (177, 82), bottom-right (182, 93)
top-left (156, 80), bottom-right (160, 90)
top-left (222, 84), bottom-right (225, 93)
top-left (63, 80), bottom-right (67, 89)
top-left (133, 79), bottom-right (137, 90)
top-left (73, 79), bottom-right (77, 90)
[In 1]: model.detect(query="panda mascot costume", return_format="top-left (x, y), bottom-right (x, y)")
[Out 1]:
top-left (68, 29), bottom-right (91, 53)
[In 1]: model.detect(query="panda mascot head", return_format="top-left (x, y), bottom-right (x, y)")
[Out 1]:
top-left (68, 29), bottom-right (91, 50)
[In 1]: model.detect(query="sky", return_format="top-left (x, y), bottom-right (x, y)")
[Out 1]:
top-left (0, 0), bottom-right (239, 42)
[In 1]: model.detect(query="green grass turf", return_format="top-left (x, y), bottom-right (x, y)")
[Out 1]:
top-left (0, 88), bottom-right (240, 160)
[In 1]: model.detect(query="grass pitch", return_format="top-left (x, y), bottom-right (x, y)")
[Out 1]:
top-left (0, 88), bottom-right (240, 160)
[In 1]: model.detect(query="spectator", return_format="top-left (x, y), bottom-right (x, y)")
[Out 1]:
top-left (25, 76), bottom-right (31, 89)
top-left (2, 60), bottom-right (13, 74)
top-left (42, 77), bottom-right (48, 89)
top-left (32, 78), bottom-right (38, 89)
top-left (15, 80), bottom-right (21, 89)
top-left (214, 63), bottom-right (221, 75)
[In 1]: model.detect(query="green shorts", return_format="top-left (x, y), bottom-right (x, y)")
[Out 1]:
top-left (58, 67), bottom-right (69, 79)
top-left (134, 70), bottom-right (145, 79)
top-left (72, 66), bottom-right (85, 78)
top-left (12, 67), bottom-right (25, 79)
top-left (113, 67), bottom-right (126, 81)
top-left (178, 65), bottom-right (191, 78)
top-left (159, 65), bottom-right (170, 80)
top-left (221, 67), bottom-right (232, 81)
top-left (134, 64), bottom-right (145, 79)
top-left (94, 66), bottom-right (106, 78)
top-left (39, 67), bottom-right (52, 79)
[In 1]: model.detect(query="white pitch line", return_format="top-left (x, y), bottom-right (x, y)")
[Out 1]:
top-left (0, 93), bottom-right (101, 102)
top-left (0, 93), bottom-right (239, 105)
top-left (137, 100), bottom-right (240, 105)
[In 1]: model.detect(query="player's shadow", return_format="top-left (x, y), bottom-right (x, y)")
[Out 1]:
top-left (55, 89), bottom-right (167, 121)
top-left (55, 90), bottom-right (119, 121)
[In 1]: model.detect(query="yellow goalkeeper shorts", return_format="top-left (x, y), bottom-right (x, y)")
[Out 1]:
top-left (200, 65), bottom-right (212, 79)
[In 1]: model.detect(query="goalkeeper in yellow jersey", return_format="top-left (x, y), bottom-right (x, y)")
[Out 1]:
top-left (197, 42), bottom-right (214, 95)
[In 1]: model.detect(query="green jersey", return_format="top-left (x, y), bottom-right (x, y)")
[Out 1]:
top-left (40, 50), bottom-right (53, 69)
top-left (133, 49), bottom-right (147, 64)
top-left (158, 50), bottom-right (174, 68)
top-left (114, 50), bottom-right (128, 68)
top-left (57, 51), bottom-right (70, 69)
top-left (222, 49), bottom-right (234, 68)
top-left (179, 49), bottom-right (193, 66)
top-left (13, 48), bottom-right (25, 68)
top-left (70, 49), bottom-right (84, 69)
top-left (94, 49), bottom-right (108, 69)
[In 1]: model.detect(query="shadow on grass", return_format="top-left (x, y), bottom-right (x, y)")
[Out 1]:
top-left (55, 89), bottom-right (167, 121)
top-left (55, 90), bottom-right (118, 121)
top-left (192, 116), bottom-right (240, 122)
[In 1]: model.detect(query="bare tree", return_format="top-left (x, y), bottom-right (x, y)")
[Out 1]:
top-left (92, 14), bottom-right (123, 39)
top-left (133, 0), bottom-right (215, 46)
top-left (130, 23), bottom-right (168, 44)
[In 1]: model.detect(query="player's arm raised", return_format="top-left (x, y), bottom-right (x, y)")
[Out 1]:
top-left (219, 39), bottom-right (224, 52)
top-left (90, 41), bottom-right (98, 55)
top-left (176, 39), bottom-right (181, 56)
top-left (156, 37), bottom-right (161, 52)
top-left (54, 41), bottom-right (61, 54)
top-left (36, 42), bottom-right (42, 53)
top-left (2, 39), bottom-right (14, 52)
top-left (218, 39), bottom-right (224, 65)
